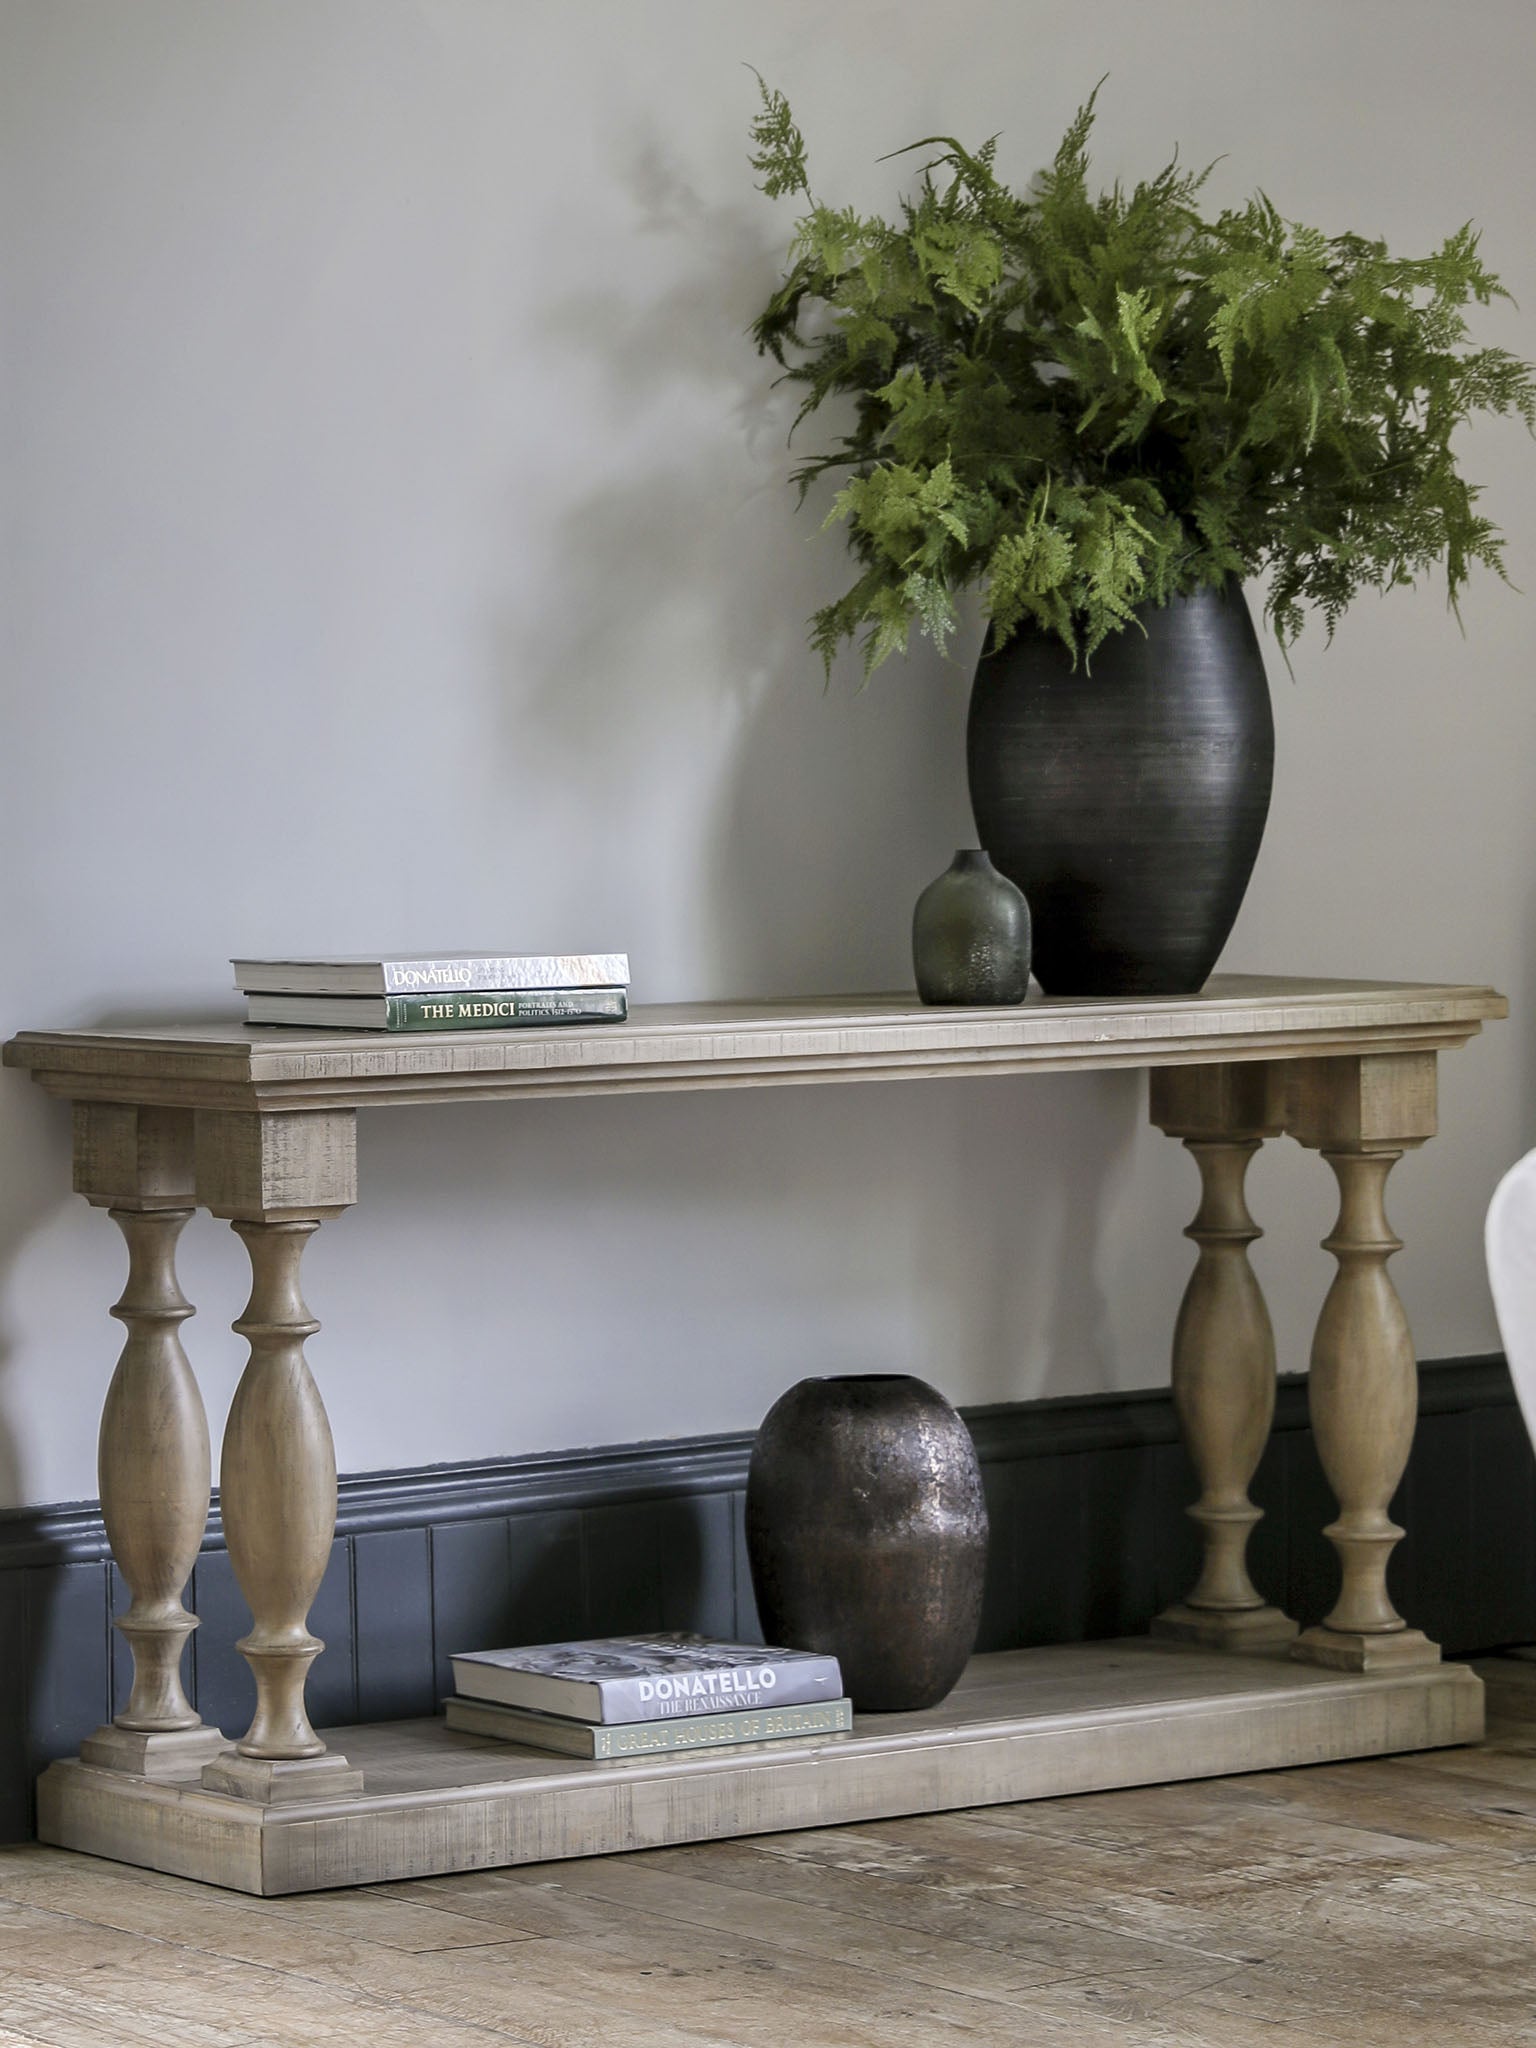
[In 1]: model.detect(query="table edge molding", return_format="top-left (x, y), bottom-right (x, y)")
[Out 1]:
top-left (1, 981), bottom-right (1509, 1111)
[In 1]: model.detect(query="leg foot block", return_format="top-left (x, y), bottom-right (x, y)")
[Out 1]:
top-left (201, 1752), bottom-right (364, 1802)
top-left (1292, 1625), bottom-right (1441, 1672)
top-left (1153, 1604), bottom-right (1300, 1653)
top-left (80, 1724), bottom-right (232, 1779)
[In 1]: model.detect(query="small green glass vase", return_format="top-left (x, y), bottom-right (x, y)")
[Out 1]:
top-left (912, 849), bottom-right (1031, 1006)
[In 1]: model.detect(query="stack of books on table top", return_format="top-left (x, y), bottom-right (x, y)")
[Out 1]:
top-left (234, 952), bottom-right (630, 1032)
top-left (445, 1631), bottom-right (852, 1759)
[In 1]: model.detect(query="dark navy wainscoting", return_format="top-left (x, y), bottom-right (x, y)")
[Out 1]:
top-left (1, 1354), bottom-right (1531, 1843)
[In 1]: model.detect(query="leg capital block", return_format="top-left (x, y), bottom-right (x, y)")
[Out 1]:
top-left (1150, 1061), bottom-right (1286, 1139)
top-left (73, 1104), bottom-right (195, 1209)
top-left (1285, 1053), bottom-right (1437, 1151)
top-left (195, 1109), bottom-right (357, 1221)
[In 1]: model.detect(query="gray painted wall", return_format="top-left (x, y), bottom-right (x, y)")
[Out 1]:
top-left (3, 1), bottom-right (1534, 1508)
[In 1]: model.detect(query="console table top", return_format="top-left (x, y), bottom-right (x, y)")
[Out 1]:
top-left (2, 974), bottom-right (1507, 1112)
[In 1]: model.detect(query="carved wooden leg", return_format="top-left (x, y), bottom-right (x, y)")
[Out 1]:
top-left (72, 1106), bottom-right (229, 1777)
top-left (1149, 1066), bottom-right (1297, 1651)
top-left (1288, 1054), bottom-right (1440, 1670)
top-left (194, 1110), bottom-right (363, 1800)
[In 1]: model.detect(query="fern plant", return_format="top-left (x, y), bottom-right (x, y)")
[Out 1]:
top-left (749, 80), bottom-right (1535, 675)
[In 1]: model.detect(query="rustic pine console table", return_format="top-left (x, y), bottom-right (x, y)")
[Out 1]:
top-left (2, 974), bottom-right (1507, 1894)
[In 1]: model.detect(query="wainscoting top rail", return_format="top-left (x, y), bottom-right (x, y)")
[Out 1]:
top-left (2, 974), bottom-right (1508, 1110)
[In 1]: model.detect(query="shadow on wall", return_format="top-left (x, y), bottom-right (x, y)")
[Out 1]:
top-left (0, 1083), bottom-right (76, 1509)
top-left (489, 122), bottom-right (978, 999)
top-left (925, 1070), bottom-right (1145, 1406)
top-left (334, 1058), bottom-right (1153, 1480)
top-left (0, 1082), bottom-right (82, 1836)
top-left (440, 113), bottom-right (1150, 1430)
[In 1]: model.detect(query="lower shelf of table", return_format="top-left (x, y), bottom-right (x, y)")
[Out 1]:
top-left (37, 1636), bottom-right (1483, 1896)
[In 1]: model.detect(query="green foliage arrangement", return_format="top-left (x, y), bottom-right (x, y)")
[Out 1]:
top-left (748, 79), bottom-right (1535, 675)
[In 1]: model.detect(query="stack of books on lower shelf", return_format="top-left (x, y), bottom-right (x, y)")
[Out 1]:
top-left (445, 1632), bottom-right (852, 1759)
top-left (233, 952), bottom-right (631, 1032)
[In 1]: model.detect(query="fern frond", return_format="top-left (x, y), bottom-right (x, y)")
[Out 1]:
top-left (749, 77), bottom-right (1535, 672)
top-left (747, 71), bottom-right (810, 200)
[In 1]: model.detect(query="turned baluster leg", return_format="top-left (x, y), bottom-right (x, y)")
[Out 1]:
top-left (1286, 1053), bottom-right (1440, 1669)
top-left (72, 1105), bottom-right (229, 1776)
top-left (99, 1206), bottom-right (205, 1726)
top-left (195, 1109), bottom-right (364, 1800)
top-left (1149, 1065), bottom-right (1297, 1651)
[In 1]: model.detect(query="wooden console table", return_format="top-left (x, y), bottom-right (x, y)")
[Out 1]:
top-left (3, 974), bottom-right (1507, 1894)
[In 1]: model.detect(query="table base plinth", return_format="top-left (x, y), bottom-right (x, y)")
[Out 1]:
top-left (36, 1638), bottom-right (1482, 1897)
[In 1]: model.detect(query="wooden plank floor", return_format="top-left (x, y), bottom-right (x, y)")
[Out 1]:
top-left (4, 1660), bottom-right (1536, 2047)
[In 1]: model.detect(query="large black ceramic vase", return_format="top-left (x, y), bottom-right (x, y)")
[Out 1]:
top-left (745, 1374), bottom-right (988, 1712)
top-left (967, 582), bottom-right (1273, 997)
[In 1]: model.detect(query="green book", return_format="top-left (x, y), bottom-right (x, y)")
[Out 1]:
top-left (246, 988), bottom-right (628, 1031)
top-left (443, 1693), bottom-right (854, 1759)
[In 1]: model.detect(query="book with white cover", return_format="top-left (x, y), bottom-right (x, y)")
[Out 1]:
top-left (233, 952), bottom-right (630, 996)
top-left (443, 1693), bottom-right (854, 1758)
top-left (449, 1632), bottom-right (844, 1724)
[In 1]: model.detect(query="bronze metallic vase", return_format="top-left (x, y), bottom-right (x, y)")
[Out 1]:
top-left (745, 1374), bottom-right (989, 1712)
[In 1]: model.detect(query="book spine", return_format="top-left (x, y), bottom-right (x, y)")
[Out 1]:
top-left (444, 1700), bottom-right (595, 1756)
top-left (592, 1698), bottom-right (852, 1757)
top-left (381, 955), bottom-right (629, 994)
top-left (591, 1659), bottom-right (841, 1722)
top-left (444, 1695), bottom-right (854, 1757)
top-left (385, 990), bottom-right (628, 1031)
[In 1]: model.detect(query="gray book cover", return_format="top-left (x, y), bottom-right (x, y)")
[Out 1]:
top-left (449, 1631), bottom-right (844, 1724)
